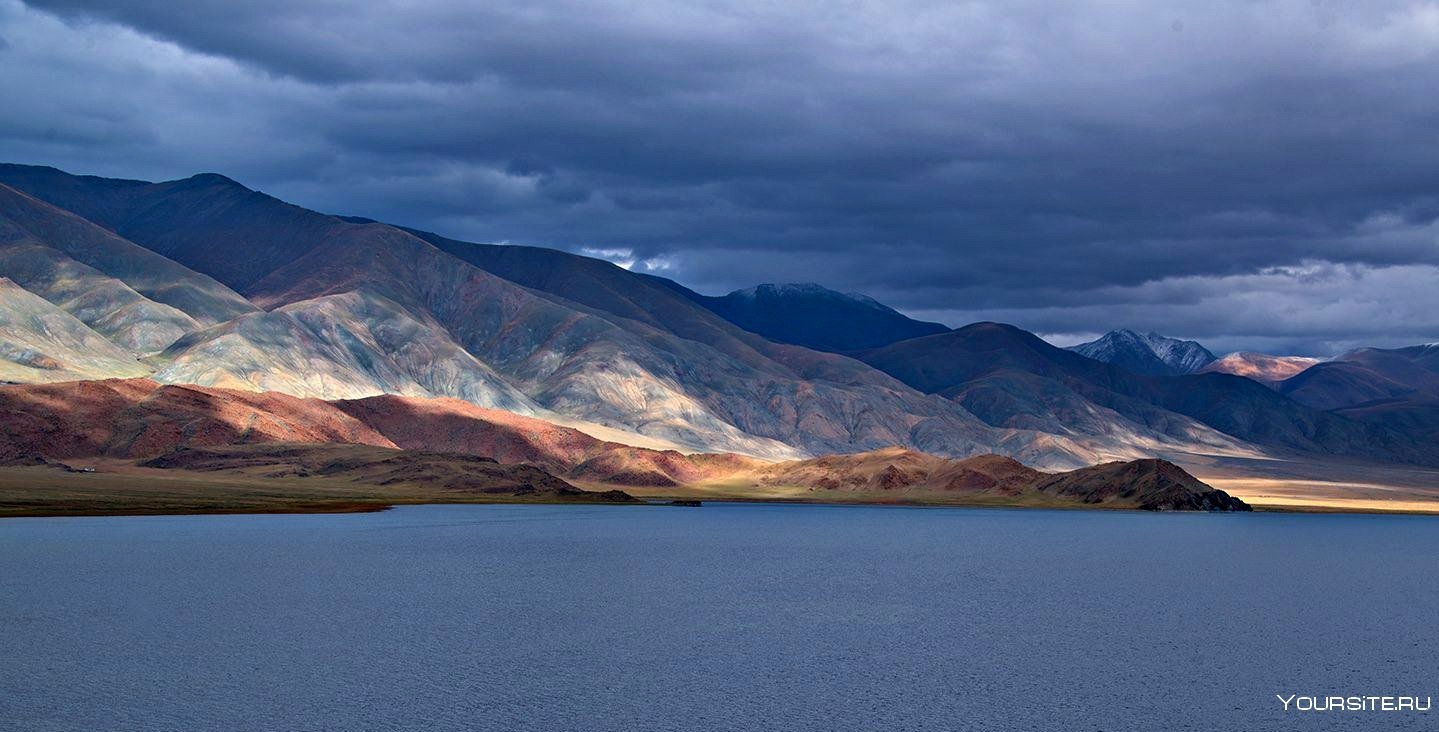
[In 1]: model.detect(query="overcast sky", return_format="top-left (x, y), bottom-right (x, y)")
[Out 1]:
top-left (2, 0), bottom-right (1438, 355)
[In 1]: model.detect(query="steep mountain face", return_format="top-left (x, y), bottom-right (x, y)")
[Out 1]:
top-left (1277, 362), bottom-right (1418, 410)
top-left (684, 282), bottom-right (949, 352)
top-left (855, 324), bottom-right (1250, 455)
top-left (1068, 330), bottom-right (1215, 376)
top-left (0, 279), bottom-right (149, 383)
top-left (1333, 400), bottom-right (1439, 445)
top-left (1333, 346), bottom-right (1439, 395)
top-left (1200, 352), bottom-right (1320, 384)
top-left (0, 181), bottom-right (258, 330)
top-left (0, 166), bottom-right (335, 292)
top-left (858, 323), bottom-right (1439, 465)
top-left (1280, 345), bottom-right (1439, 441)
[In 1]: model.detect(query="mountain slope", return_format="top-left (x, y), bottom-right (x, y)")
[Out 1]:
top-left (1200, 352), bottom-right (1320, 384)
top-left (0, 166), bottom-right (334, 292)
top-left (687, 282), bottom-right (949, 352)
top-left (856, 323), bottom-right (1251, 453)
top-left (0, 279), bottom-right (150, 383)
top-left (0, 181), bottom-right (258, 328)
top-left (1332, 346), bottom-right (1439, 396)
top-left (2, 165), bottom-right (1036, 462)
top-left (0, 378), bottom-right (751, 487)
top-left (152, 290), bottom-right (541, 413)
top-left (1282, 345), bottom-right (1439, 441)
top-left (0, 237), bottom-right (198, 355)
top-left (245, 219), bottom-right (995, 459)
top-left (0, 379), bottom-right (394, 461)
top-left (1277, 361), bottom-right (1418, 410)
top-left (138, 443), bottom-right (635, 501)
top-left (331, 393), bottom-right (761, 486)
top-left (1069, 330), bottom-right (1215, 376)
top-left (859, 323), bottom-right (1439, 465)
top-left (387, 227), bottom-right (1051, 459)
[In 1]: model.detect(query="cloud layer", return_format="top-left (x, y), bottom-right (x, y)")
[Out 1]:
top-left (3, 0), bottom-right (1438, 355)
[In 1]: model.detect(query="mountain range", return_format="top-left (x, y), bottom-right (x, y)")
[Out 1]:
top-left (1, 162), bottom-right (1435, 513)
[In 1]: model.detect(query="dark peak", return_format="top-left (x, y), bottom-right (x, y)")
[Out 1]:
top-left (178, 172), bottom-right (246, 189)
top-left (701, 281), bottom-right (947, 352)
top-left (953, 321), bottom-right (1039, 339)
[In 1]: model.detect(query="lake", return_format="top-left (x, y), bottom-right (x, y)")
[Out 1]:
top-left (2, 503), bottom-right (1436, 731)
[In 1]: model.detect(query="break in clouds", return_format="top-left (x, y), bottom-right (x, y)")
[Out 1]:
top-left (2, 0), bottom-right (1438, 355)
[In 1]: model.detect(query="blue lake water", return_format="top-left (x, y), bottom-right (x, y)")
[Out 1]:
top-left (2, 503), bottom-right (1437, 731)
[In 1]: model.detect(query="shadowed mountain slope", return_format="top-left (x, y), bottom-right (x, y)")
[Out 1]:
top-left (1278, 361), bottom-right (1419, 411)
top-left (0, 181), bottom-right (258, 329)
top-left (686, 282), bottom-right (949, 352)
top-left (1281, 345), bottom-right (1439, 441)
top-left (859, 323), bottom-right (1439, 465)
top-left (0, 166), bottom-right (336, 292)
top-left (1327, 346), bottom-right (1439, 397)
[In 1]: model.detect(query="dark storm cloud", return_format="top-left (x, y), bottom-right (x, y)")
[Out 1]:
top-left (3, 0), bottom-right (1439, 354)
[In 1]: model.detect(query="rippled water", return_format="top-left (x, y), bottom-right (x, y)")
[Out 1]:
top-left (2, 503), bottom-right (1436, 731)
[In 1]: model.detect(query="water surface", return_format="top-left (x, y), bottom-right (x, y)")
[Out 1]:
top-left (2, 503), bottom-right (1436, 731)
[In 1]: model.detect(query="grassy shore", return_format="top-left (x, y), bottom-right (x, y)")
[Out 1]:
top-left (6, 461), bottom-right (1439, 517)
top-left (0, 464), bottom-right (638, 518)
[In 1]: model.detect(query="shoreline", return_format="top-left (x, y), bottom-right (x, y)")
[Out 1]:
top-left (6, 493), bottom-right (1439, 519)
top-left (5, 455), bottom-right (1438, 519)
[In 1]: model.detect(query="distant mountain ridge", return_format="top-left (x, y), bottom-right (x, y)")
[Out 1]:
top-left (1200, 352), bottom-right (1320, 384)
top-left (2, 162), bottom-right (1437, 475)
top-left (858, 322), bottom-right (1439, 466)
top-left (1274, 346), bottom-right (1439, 445)
top-left (684, 282), bottom-right (950, 352)
top-left (1068, 329), bottom-right (1216, 375)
